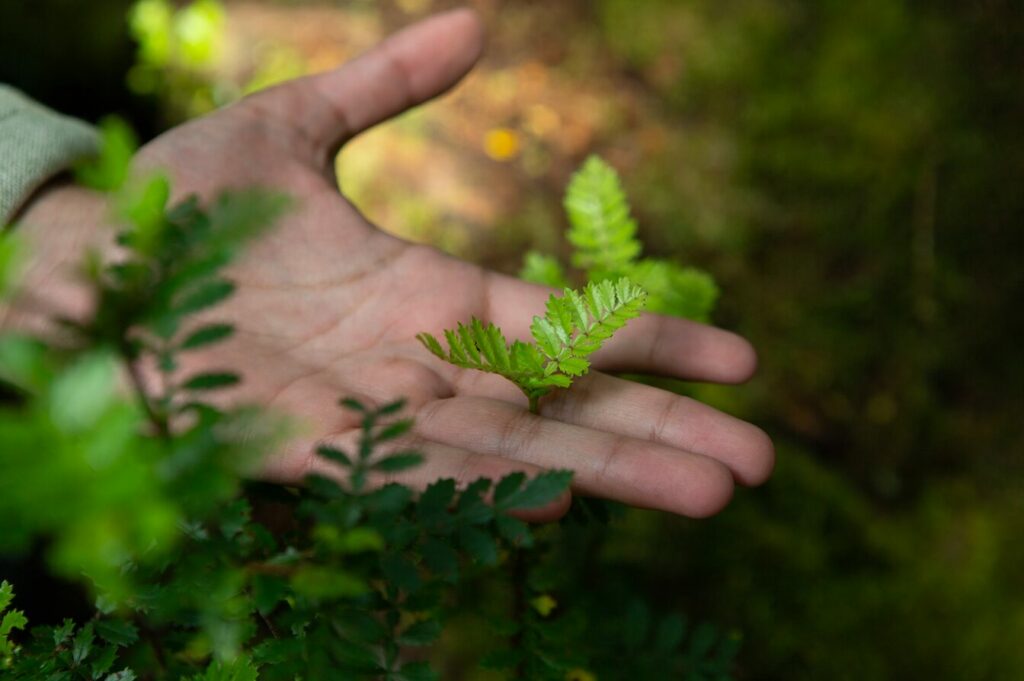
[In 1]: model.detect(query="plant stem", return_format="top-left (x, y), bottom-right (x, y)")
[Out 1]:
top-left (121, 342), bottom-right (170, 439)
top-left (528, 395), bottom-right (539, 414)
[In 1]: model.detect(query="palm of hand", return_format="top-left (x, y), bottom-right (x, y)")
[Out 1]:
top-left (76, 10), bottom-right (776, 519)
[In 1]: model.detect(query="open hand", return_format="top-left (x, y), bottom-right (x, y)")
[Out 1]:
top-left (10, 9), bottom-right (773, 519)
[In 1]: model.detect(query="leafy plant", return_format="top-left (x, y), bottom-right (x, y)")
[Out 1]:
top-left (0, 121), bottom-right (739, 680)
top-left (417, 278), bottom-right (646, 413)
top-left (521, 155), bottom-right (719, 323)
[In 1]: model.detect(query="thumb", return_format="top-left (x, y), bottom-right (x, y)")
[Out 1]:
top-left (246, 8), bottom-right (484, 165)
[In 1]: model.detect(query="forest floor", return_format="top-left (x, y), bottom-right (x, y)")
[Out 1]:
top-left (218, 0), bottom-right (744, 275)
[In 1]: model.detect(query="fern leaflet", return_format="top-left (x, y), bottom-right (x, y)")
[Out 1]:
top-left (417, 279), bottom-right (646, 412)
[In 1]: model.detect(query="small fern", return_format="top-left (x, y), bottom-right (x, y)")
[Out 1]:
top-left (524, 156), bottom-right (719, 323)
top-left (418, 279), bottom-right (646, 412)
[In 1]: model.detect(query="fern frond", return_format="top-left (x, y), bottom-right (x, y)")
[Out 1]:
top-left (417, 321), bottom-right (548, 389)
top-left (564, 156), bottom-right (642, 274)
top-left (417, 279), bottom-right (646, 412)
top-left (531, 278), bottom-right (647, 376)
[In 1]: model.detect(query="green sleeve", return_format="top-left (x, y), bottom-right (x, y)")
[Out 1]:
top-left (0, 85), bottom-right (100, 224)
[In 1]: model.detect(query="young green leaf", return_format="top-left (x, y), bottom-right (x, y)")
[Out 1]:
top-left (316, 444), bottom-right (352, 467)
top-left (496, 470), bottom-right (573, 512)
top-left (180, 322), bottom-right (235, 350)
top-left (182, 371), bottom-right (240, 391)
top-left (372, 452), bottom-right (424, 472)
top-left (418, 279), bottom-right (646, 412)
top-left (564, 155), bottom-right (642, 274)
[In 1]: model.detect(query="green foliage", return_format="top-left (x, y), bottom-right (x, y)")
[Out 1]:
top-left (74, 117), bottom-right (138, 192)
top-left (1, 123), bottom-right (734, 680)
top-left (417, 278), bottom-right (646, 412)
top-left (127, 0), bottom-right (228, 118)
top-left (0, 581), bottom-right (27, 669)
top-left (522, 155), bottom-right (719, 322)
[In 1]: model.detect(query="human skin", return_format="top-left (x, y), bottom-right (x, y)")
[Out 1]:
top-left (2, 9), bottom-right (773, 520)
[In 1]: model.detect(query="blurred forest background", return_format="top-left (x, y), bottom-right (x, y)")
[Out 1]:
top-left (2, 0), bottom-right (1022, 678)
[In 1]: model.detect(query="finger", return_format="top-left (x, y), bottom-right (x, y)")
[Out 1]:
top-left (248, 9), bottom-right (484, 162)
top-left (451, 370), bottom-right (774, 486)
top-left (485, 273), bottom-right (758, 383)
top-left (268, 431), bottom-right (570, 523)
top-left (416, 396), bottom-right (736, 518)
top-left (539, 373), bottom-right (773, 486)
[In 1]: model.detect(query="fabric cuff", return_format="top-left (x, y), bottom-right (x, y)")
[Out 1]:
top-left (0, 85), bottom-right (100, 225)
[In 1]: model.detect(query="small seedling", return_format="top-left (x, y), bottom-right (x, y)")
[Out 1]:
top-left (417, 278), bottom-right (647, 413)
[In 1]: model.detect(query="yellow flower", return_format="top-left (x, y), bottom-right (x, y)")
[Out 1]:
top-left (484, 128), bottom-right (522, 161)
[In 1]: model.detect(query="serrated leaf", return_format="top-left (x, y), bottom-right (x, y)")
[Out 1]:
top-left (364, 483), bottom-right (413, 514)
top-left (456, 322), bottom-right (481, 364)
top-left (494, 472), bottom-right (527, 505)
top-left (0, 581), bottom-right (14, 612)
top-left (95, 619), bottom-right (138, 647)
top-left (416, 333), bottom-right (445, 359)
top-left (530, 317), bottom-right (562, 359)
top-left (73, 622), bottom-right (95, 664)
top-left (557, 357), bottom-right (589, 376)
top-left (497, 470), bottom-right (573, 511)
top-left (91, 644), bottom-right (118, 677)
top-left (420, 478), bottom-right (457, 515)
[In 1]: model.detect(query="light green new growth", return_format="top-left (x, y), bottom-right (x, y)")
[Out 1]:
top-left (417, 278), bottom-right (646, 413)
top-left (564, 156), bottom-right (643, 274)
top-left (523, 155), bottom-right (719, 323)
